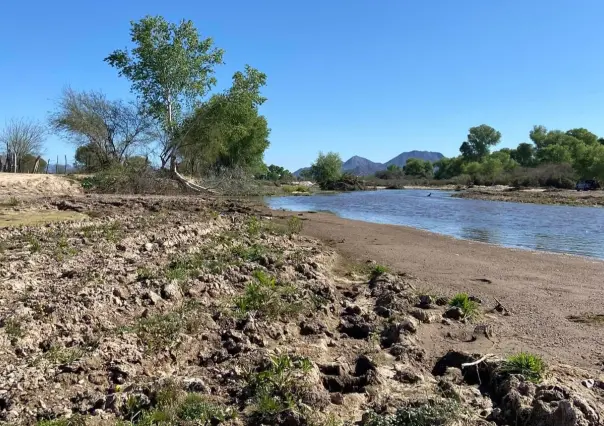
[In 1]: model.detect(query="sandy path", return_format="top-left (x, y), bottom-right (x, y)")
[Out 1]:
top-left (267, 209), bottom-right (604, 370)
top-left (0, 173), bottom-right (82, 197)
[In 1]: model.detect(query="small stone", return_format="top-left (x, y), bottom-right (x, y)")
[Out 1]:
top-left (443, 307), bottom-right (464, 320)
top-left (144, 242), bottom-right (154, 252)
top-left (435, 296), bottom-right (449, 306)
top-left (441, 318), bottom-right (452, 325)
top-left (330, 393), bottom-right (344, 405)
top-left (394, 368), bottom-right (423, 384)
top-left (161, 281), bottom-right (181, 300)
top-left (113, 287), bottom-right (130, 299)
top-left (418, 295), bottom-right (434, 308)
top-left (145, 291), bottom-right (162, 305)
top-left (400, 317), bottom-right (419, 333)
top-left (410, 308), bottom-right (436, 323)
top-left (582, 379), bottom-right (595, 389)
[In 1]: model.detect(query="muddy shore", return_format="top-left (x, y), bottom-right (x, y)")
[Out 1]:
top-left (452, 187), bottom-right (604, 207)
top-left (0, 194), bottom-right (603, 425)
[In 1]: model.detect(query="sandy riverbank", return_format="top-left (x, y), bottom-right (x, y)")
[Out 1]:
top-left (261, 206), bottom-right (604, 370)
top-left (453, 187), bottom-right (604, 207)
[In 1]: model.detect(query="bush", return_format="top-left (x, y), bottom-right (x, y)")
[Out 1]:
top-left (234, 271), bottom-right (303, 318)
top-left (363, 399), bottom-right (460, 426)
top-left (500, 352), bottom-right (545, 383)
top-left (369, 264), bottom-right (388, 280)
top-left (80, 164), bottom-right (181, 194)
top-left (287, 216), bottom-right (304, 235)
top-left (449, 293), bottom-right (479, 320)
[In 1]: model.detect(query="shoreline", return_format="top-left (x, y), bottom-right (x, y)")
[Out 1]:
top-left (259, 203), bottom-right (604, 370)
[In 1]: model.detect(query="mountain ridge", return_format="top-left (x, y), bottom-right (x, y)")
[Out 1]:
top-left (293, 150), bottom-right (444, 177)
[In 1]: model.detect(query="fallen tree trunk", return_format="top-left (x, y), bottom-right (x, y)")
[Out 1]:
top-left (170, 161), bottom-right (218, 194)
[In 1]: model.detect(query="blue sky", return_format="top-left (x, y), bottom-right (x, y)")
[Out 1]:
top-left (2, 0), bottom-right (604, 171)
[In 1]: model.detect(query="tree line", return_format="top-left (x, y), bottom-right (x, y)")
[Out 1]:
top-left (1, 15), bottom-right (273, 179)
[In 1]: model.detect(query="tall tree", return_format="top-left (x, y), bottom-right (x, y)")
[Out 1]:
top-left (178, 66), bottom-right (269, 174)
top-left (510, 142), bottom-right (536, 167)
top-left (566, 128), bottom-right (598, 146)
top-left (105, 15), bottom-right (224, 168)
top-left (459, 125), bottom-right (501, 161)
top-left (50, 88), bottom-right (153, 167)
top-left (404, 158), bottom-right (432, 177)
top-left (0, 118), bottom-right (45, 158)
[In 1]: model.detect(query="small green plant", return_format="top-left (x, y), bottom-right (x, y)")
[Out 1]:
top-left (449, 293), bottom-right (480, 320)
top-left (287, 216), bottom-right (304, 235)
top-left (246, 216), bottom-right (261, 236)
top-left (137, 267), bottom-right (155, 281)
top-left (234, 270), bottom-right (303, 319)
top-left (246, 354), bottom-right (313, 423)
top-left (369, 264), bottom-right (388, 280)
top-left (3, 317), bottom-right (25, 339)
top-left (54, 235), bottom-right (78, 260)
top-left (363, 399), bottom-right (460, 426)
top-left (500, 352), bottom-right (545, 383)
top-left (102, 221), bottom-right (124, 242)
top-left (45, 345), bottom-right (85, 365)
top-left (27, 234), bottom-right (41, 253)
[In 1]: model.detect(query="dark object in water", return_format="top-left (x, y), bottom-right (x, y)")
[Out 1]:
top-left (427, 193), bottom-right (432, 197)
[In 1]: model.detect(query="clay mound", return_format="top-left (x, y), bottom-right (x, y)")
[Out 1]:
top-left (0, 174), bottom-right (82, 197)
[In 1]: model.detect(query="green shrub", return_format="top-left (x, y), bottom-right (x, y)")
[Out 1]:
top-left (370, 264), bottom-right (388, 280)
top-left (287, 216), bottom-right (304, 235)
top-left (500, 352), bottom-right (545, 383)
top-left (234, 270), bottom-right (303, 319)
top-left (246, 354), bottom-right (313, 423)
top-left (363, 399), bottom-right (460, 426)
top-left (27, 234), bottom-right (41, 253)
top-left (449, 293), bottom-right (480, 320)
top-left (3, 317), bottom-right (24, 339)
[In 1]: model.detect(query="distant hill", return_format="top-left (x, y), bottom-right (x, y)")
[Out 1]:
top-left (385, 151), bottom-right (444, 168)
top-left (293, 150), bottom-right (444, 177)
top-left (342, 156), bottom-right (385, 176)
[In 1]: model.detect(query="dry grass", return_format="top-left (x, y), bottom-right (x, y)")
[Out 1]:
top-left (0, 210), bottom-right (87, 228)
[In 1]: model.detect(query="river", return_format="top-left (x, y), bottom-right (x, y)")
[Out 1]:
top-left (265, 189), bottom-right (604, 259)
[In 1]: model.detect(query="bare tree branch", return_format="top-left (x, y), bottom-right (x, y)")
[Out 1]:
top-left (0, 118), bottom-right (46, 158)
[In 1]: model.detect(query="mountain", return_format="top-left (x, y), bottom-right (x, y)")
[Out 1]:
top-left (384, 151), bottom-right (444, 168)
top-left (293, 150), bottom-right (445, 177)
top-left (341, 156), bottom-right (385, 176)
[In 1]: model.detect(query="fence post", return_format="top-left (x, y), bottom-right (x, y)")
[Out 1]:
top-left (56, 156), bottom-right (58, 174)
top-left (46, 159), bottom-right (50, 174)
top-left (64, 155), bottom-right (67, 174)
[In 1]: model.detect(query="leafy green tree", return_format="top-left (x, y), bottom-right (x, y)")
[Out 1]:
top-left (387, 164), bottom-right (400, 172)
top-left (510, 143), bottom-right (536, 167)
top-left (572, 143), bottom-right (604, 180)
top-left (404, 158), bottom-right (432, 177)
top-left (459, 125), bottom-right (501, 161)
top-left (536, 144), bottom-right (573, 164)
top-left (566, 128), bottom-right (598, 146)
top-left (529, 125), bottom-right (549, 149)
top-left (178, 66), bottom-right (269, 174)
top-left (434, 156), bottom-right (464, 180)
top-left (309, 152), bottom-right (342, 187)
top-left (490, 150), bottom-right (518, 172)
top-left (105, 15), bottom-right (224, 168)
top-left (258, 164), bottom-right (293, 181)
top-left (462, 161), bottom-right (482, 179)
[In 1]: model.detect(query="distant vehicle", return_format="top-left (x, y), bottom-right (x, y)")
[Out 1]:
top-left (576, 180), bottom-right (600, 191)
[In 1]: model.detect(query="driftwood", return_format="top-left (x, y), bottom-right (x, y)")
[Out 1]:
top-left (31, 156), bottom-right (41, 173)
top-left (494, 297), bottom-right (511, 316)
top-left (171, 162), bottom-right (217, 194)
top-left (461, 354), bottom-right (494, 369)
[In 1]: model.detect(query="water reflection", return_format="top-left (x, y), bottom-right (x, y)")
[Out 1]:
top-left (459, 227), bottom-right (500, 244)
top-left (265, 190), bottom-right (604, 259)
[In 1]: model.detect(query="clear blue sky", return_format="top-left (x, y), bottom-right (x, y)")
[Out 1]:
top-left (2, 0), bottom-right (604, 171)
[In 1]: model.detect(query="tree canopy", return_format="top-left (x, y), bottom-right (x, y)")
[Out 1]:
top-left (309, 152), bottom-right (342, 188)
top-left (459, 125), bottom-right (501, 162)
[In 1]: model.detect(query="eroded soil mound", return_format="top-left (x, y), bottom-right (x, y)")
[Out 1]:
top-left (0, 174), bottom-right (82, 197)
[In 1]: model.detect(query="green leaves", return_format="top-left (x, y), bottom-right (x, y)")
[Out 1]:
top-left (309, 151), bottom-right (343, 188)
top-left (459, 124), bottom-right (502, 161)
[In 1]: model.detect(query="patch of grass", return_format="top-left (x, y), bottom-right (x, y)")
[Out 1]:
top-left (234, 270), bottom-right (304, 319)
top-left (54, 235), bottom-right (78, 260)
top-left (363, 399), bottom-right (460, 426)
top-left (137, 267), bottom-right (156, 281)
top-left (102, 221), bottom-right (124, 242)
top-left (246, 354), bottom-right (313, 423)
top-left (282, 185), bottom-right (310, 194)
top-left (36, 417), bottom-right (86, 426)
top-left (0, 211), bottom-right (85, 228)
top-left (499, 352), bottom-right (546, 383)
top-left (123, 302), bottom-right (202, 352)
top-left (246, 216), bottom-right (261, 236)
top-left (449, 293), bottom-right (480, 320)
top-left (370, 264), bottom-right (388, 280)
top-left (44, 345), bottom-right (85, 365)
top-left (27, 234), bottom-right (41, 253)
top-left (2, 317), bottom-right (25, 339)
top-left (287, 216), bottom-right (304, 235)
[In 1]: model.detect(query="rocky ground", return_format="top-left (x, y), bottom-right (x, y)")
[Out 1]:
top-left (452, 187), bottom-right (604, 207)
top-left (0, 195), bottom-right (603, 425)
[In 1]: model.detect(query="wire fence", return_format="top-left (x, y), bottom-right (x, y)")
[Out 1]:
top-left (0, 152), bottom-right (75, 174)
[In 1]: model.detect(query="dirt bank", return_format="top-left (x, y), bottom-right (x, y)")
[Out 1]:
top-left (453, 187), bottom-right (604, 207)
top-left (0, 195), bottom-right (602, 425)
top-left (264, 208), bottom-right (604, 369)
top-left (0, 174), bottom-right (82, 197)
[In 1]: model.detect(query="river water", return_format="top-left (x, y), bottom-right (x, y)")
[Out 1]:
top-left (265, 190), bottom-right (604, 259)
